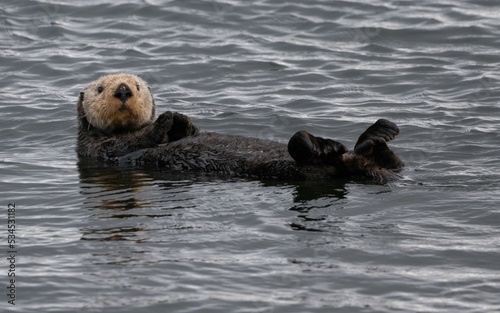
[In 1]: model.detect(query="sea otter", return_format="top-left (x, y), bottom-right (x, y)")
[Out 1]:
top-left (77, 74), bottom-right (404, 181)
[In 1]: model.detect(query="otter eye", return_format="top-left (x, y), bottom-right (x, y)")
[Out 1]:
top-left (97, 86), bottom-right (104, 94)
top-left (136, 83), bottom-right (140, 91)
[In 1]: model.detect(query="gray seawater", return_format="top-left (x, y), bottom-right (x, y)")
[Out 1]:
top-left (1, 0), bottom-right (500, 312)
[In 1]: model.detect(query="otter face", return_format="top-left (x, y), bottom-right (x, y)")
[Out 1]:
top-left (79, 73), bottom-right (155, 132)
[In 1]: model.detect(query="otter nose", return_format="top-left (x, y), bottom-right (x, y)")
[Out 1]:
top-left (114, 83), bottom-right (133, 102)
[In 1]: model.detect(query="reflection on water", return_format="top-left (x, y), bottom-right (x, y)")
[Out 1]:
top-left (3, 0), bottom-right (500, 311)
top-left (78, 164), bottom-right (193, 242)
top-left (77, 162), bottom-right (357, 242)
top-left (79, 167), bottom-right (153, 212)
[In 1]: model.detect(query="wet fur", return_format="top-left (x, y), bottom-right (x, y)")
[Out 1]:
top-left (118, 128), bottom-right (403, 182)
top-left (77, 74), bottom-right (403, 182)
top-left (77, 73), bottom-right (198, 159)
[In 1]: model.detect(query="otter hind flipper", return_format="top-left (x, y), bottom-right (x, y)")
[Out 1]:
top-left (354, 119), bottom-right (403, 171)
top-left (354, 119), bottom-right (399, 148)
top-left (288, 130), bottom-right (348, 166)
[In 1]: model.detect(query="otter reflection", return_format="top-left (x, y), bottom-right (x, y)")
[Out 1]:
top-left (78, 164), bottom-right (193, 241)
top-left (78, 163), bottom-right (356, 241)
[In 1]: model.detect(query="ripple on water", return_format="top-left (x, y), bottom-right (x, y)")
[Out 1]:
top-left (1, 0), bottom-right (500, 312)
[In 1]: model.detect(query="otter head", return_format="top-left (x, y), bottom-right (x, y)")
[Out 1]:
top-left (78, 73), bottom-right (155, 132)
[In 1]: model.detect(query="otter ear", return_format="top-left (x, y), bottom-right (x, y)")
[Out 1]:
top-left (77, 92), bottom-right (86, 119)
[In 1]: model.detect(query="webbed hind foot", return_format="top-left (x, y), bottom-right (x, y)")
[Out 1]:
top-left (288, 130), bottom-right (348, 166)
top-left (354, 119), bottom-right (404, 171)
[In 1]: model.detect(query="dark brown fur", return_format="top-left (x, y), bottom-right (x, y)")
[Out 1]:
top-left (76, 75), bottom-right (403, 182)
top-left (115, 119), bottom-right (404, 182)
top-left (77, 105), bottom-right (198, 160)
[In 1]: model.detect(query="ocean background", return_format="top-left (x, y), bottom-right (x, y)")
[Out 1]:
top-left (1, 0), bottom-right (499, 312)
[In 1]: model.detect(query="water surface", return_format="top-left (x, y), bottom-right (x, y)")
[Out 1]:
top-left (1, 0), bottom-right (499, 312)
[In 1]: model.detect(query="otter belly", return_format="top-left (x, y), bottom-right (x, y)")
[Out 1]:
top-left (117, 132), bottom-right (342, 181)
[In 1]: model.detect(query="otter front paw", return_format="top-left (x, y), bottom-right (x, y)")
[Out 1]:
top-left (152, 111), bottom-right (174, 144)
top-left (168, 112), bottom-right (199, 142)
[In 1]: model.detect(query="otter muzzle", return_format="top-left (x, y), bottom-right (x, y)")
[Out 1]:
top-left (114, 83), bottom-right (133, 105)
